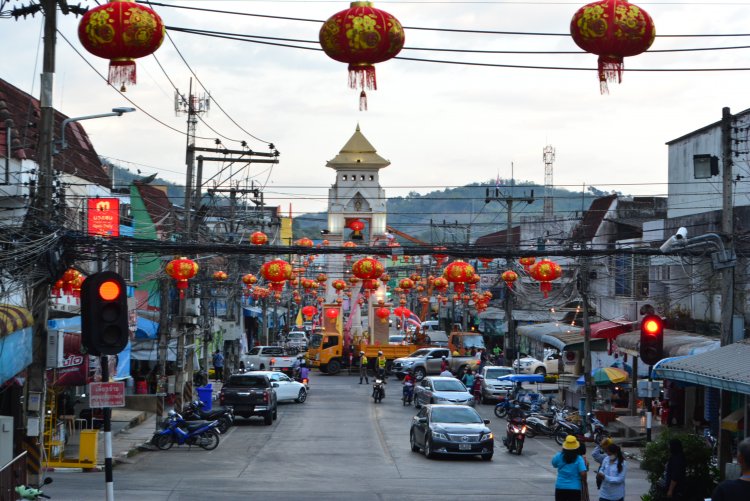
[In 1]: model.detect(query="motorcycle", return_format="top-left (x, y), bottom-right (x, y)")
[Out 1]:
top-left (183, 400), bottom-right (234, 434)
top-left (402, 381), bottom-right (414, 406)
top-left (294, 372), bottom-right (310, 390)
top-left (587, 412), bottom-right (609, 444)
top-left (15, 478), bottom-right (52, 500)
top-left (502, 418), bottom-right (527, 455)
top-left (525, 411), bottom-right (560, 439)
top-left (372, 378), bottom-right (385, 403)
top-left (152, 410), bottom-right (221, 451)
top-left (554, 417), bottom-right (582, 445)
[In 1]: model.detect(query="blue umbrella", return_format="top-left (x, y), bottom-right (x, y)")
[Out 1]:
top-left (498, 374), bottom-right (546, 383)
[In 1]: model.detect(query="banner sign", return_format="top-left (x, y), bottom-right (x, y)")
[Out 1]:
top-left (87, 198), bottom-right (119, 237)
top-left (89, 382), bottom-right (126, 408)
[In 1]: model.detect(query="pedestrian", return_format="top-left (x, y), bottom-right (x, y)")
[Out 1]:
top-left (358, 351), bottom-right (369, 384)
top-left (661, 438), bottom-right (687, 500)
top-left (596, 443), bottom-right (627, 501)
top-left (592, 437), bottom-right (614, 466)
top-left (440, 356), bottom-right (449, 373)
top-left (711, 437), bottom-right (750, 501)
top-left (471, 374), bottom-right (482, 403)
top-left (551, 435), bottom-right (588, 501)
top-left (461, 367), bottom-right (474, 389)
top-left (377, 351), bottom-right (387, 382)
top-left (212, 350), bottom-right (224, 383)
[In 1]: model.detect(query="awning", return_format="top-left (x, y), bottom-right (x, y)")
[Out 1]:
top-left (589, 320), bottom-right (634, 341)
top-left (479, 307), bottom-right (505, 320)
top-left (0, 304), bottom-right (33, 338)
top-left (651, 339), bottom-right (750, 395)
top-left (614, 329), bottom-right (719, 358)
top-left (518, 322), bottom-right (608, 352)
top-left (243, 306), bottom-right (262, 318)
top-left (135, 316), bottom-right (159, 339)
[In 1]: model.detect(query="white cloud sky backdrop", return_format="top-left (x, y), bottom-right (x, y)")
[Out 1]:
top-left (2, 0), bottom-right (750, 217)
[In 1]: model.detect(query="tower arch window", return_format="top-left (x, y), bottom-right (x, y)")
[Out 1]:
top-left (360, 175), bottom-right (365, 181)
top-left (369, 175), bottom-right (374, 181)
top-left (342, 175), bottom-right (347, 181)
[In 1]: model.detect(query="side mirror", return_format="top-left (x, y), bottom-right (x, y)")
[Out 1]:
top-left (484, 419), bottom-right (490, 425)
top-left (418, 417), bottom-right (428, 424)
top-left (272, 382), bottom-right (279, 388)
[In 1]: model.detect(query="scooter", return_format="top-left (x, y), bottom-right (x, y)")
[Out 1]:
top-left (183, 400), bottom-right (234, 434)
top-left (502, 418), bottom-right (527, 455)
top-left (402, 381), bottom-right (414, 406)
top-left (15, 478), bottom-right (52, 500)
top-left (152, 410), bottom-right (221, 451)
top-left (587, 412), bottom-right (609, 444)
top-left (372, 378), bottom-right (385, 403)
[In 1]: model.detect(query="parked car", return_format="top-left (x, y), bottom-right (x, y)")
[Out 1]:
top-left (285, 331), bottom-right (308, 352)
top-left (388, 335), bottom-right (406, 345)
top-left (513, 352), bottom-right (561, 375)
top-left (409, 404), bottom-right (494, 460)
top-left (219, 373), bottom-right (278, 425)
top-left (478, 366), bottom-right (515, 403)
top-left (414, 376), bottom-right (474, 407)
top-left (247, 371), bottom-right (307, 403)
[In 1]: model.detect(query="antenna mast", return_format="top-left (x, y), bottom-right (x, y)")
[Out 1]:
top-left (543, 145), bottom-right (555, 219)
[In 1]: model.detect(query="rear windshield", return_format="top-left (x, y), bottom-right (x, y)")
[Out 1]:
top-left (288, 333), bottom-right (305, 339)
top-left (227, 376), bottom-right (267, 388)
top-left (485, 368), bottom-right (513, 379)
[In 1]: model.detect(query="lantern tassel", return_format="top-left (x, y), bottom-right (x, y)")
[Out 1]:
top-left (348, 64), bottom-right (377, 91)
top-left (359, 90), bottom-right (368, 112)
top-left (109, 59), bottom-right (136, 90)
top-left (597, 55), bottom-right (624, 95)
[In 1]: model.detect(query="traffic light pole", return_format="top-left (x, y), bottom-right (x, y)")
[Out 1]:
top-left (646, 367), bottom-right (653, 442)
top-left (101, 355), bottom-right (114, 501)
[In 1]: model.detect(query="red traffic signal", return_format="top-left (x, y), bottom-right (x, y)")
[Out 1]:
top-left (81, 271), bottom-right (129, 356)
top-left (639, 314), bottom-right (664, 365)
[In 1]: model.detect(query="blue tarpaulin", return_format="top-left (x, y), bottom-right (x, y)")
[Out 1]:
top-left (498, 374), bottom-right (545, 383)
top-left (135, 317), bottom-right (159, 339)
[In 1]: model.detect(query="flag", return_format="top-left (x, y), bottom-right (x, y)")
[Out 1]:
top-left (336, 308), bottom-right (343, 334)
top-left (295, 308), bottom-right (303, 328)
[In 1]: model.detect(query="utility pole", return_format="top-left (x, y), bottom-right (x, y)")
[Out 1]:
top-left (156, 277), bottom-right (170, 430)
top-left (579, 250), bottom-right (595, 421)
top-left (485, 176), bottom-right (534, 363)
top-left (718, 106), bottom-right (735, 478)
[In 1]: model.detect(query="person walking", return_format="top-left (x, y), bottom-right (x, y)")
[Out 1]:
top-left (358, 351), bottom-right (369, 384)
top-left (662, 438), bottom-right (687, 500)
top-left (212, 350), bottom-right (224, 383)
top-left (551, 435), bottom-right (588, 501)
top-left (461, 367), bottom-right (475, 390)
top-left (596, 443), bottom-right (627, 501)
top-left (440, 355), bottom-right (449, 373)
top-left (712, 437), bottom-right (750, 501)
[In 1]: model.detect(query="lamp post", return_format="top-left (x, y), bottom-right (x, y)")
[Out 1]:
top-left (56, 107), bottom-right (136, 153)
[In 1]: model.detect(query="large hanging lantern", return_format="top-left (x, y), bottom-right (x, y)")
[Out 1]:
top-left (332, 279), bottom-right (347, 294)
top-left (296, 237), bottom-right (314, 247)
top-left (325, 308), bottom-right (340, 319)
top-left (443, 260), bottom-right (475, 294)
top-left (319, 1), bottom-right (405, 111)
top-left (501, 270), bottom-right (518, 289)
top-left (260, 259), bottom-right (293, 292)
top-left (570, 0), bottom-right (655, 93)
top-left (432, 276), bottom-right (449, 293)
top-left (351, 256), bottom-right (384, 290)
top-left (529, 259), bottom-right (563, 298)
top-left (375, 306), bottom-right (390, 323)
top-left (78, 0), bottom-right (165, 90)
top-left (166, 257), bottom-right (199, 298)
top-left (301, 305), bottom-right (318, 319)
top-left (398, 278), bottom-right (414, 291)
top-left (250, 231), bottom-right (268, 245)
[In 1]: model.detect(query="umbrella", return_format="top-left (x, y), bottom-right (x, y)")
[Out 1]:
top-left (497, 374), bottom-right (546, 383)
top-left (576, 367), bottom-right (629, 386)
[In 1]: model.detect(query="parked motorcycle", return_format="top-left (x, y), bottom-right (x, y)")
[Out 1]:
top-left (15, 478), bottom-right (52, 500)
top-left (554, 416), bottom-right (582, 445)
top-left (502, 417), bottom-right (527, 455)
top-left (587, 412), bottom-right (609, 444)
top-left (402, 381), bottom-right (414, 406)
top-left (372, 378), bottom-right (385, 403)
top-left (525, 410), bottom-right (560, 439)
top-left (183, 400), bottom-right (234, 434)
top-left (152, 410), bottom-right (221, 451)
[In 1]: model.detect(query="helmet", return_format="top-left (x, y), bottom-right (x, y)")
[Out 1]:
top-left (441, 355), bottom-right (447, 360)
top-left (378, 351), bottom-right (383, 355)
top-left (360, 351), bottom-right (365, 355)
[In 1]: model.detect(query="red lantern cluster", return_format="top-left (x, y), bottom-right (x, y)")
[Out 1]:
top-left (78, 0), bottom-right (165, 90)
top-left (319, 1), bottom-right (405, 110)
top-left (166, 257), bottom-right (199, 298)
top-left (250, 231), bottom-right (268, 245)
top-left (432, 276), bottom-right (449, 293)
top-left (529, 259), bottom-right (563, 298)
top-left (443, 260), bottom-right (475, 294)
top-left (54, 268), bottom-right (85, 297)
top-left (260, 259), bottom-right (292, 292)
top-left (570, 0), bottom-right (655, 93)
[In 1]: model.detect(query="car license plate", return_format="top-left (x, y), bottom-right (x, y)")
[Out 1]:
top-left (459, 443), bottom-right (471, 451)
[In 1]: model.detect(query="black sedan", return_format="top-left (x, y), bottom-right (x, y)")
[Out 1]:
top-left (409, 404), bottom-right (494, 461)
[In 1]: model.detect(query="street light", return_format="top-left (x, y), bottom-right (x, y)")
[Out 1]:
top-left (55, 107), bottom-right (136, 154)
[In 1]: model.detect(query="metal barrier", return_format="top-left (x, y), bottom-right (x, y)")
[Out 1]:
top-left (0, 451), bottom-right (27, 501)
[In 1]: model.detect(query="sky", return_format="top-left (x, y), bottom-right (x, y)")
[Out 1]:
top-left (2, 0), bottom-right (750, 218)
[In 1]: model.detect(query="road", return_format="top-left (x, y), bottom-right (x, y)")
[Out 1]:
top-left (45, 373), bottom-right (651, 500)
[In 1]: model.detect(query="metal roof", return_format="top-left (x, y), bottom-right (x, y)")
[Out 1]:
top-left (614, 329), bottom-right (719, 357)
top-left (518, 322), bottom-right (607, 352)
top-left (653, 339), bottom-right (750, 395)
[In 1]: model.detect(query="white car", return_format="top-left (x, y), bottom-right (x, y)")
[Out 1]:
top-left (285, 331), bottom-right (308, 351)
top-left (414, 376), bottom-right (474, 407)
top-left (246, 371), bottom-right (307, 403)
top-left (479, 366), bottom-right (515, 403)
top-left (513, 353), bottom-right (560, 375)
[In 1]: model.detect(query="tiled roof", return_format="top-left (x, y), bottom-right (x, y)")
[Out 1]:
top-left (474, 226), bottom-right (520, 247)
top-left (571, 194), bottom-right (616, 241)
top-left (0, 78), bottom-right (109, 188)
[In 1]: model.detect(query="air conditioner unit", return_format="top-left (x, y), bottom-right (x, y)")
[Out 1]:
top-left (46, 330), bottom-right (64, 369)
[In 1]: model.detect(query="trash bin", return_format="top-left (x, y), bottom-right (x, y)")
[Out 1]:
top-left (196, 384), bottom-right (212, 411)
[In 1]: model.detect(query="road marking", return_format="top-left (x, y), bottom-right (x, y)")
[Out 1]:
top-left (371, 397), bottom-right (396, 466)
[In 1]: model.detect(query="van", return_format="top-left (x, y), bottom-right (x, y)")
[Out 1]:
top-left (421, 321), bottom-right (449, 347)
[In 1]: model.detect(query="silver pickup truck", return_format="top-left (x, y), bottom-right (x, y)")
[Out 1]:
top-left (392, 347), bottom-right (480, 381)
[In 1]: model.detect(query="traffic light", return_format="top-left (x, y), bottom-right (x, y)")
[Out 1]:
top-left (639, 314), bottom-right (664, 365)
top-left (81, 271), bottom-right (129, 355)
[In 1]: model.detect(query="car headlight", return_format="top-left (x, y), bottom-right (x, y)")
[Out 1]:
top-left (481, 432), bottom-right (494, 441)
top-left (431, 431), bottom-right (448, 440)
top-left (402, 361), bottom-right (413, 366)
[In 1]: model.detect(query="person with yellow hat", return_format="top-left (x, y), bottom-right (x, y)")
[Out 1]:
top-left (551, 435), bottom-right (588, 501)
top-left (592, 437), bottom-right (614, 466)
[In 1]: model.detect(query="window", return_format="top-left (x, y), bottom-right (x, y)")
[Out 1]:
top-left (360, 175), bottom-right (365, 181)
top-left (369, 175), bottom-right (374, 181)
top-left (615, 255), bottom-right (649, 299)
top-left (227, 376), bottom-right (267, 388)
top-left (248, 347), bottom-right (261, 355)
top-left (342, 175), bottom-right (347, 181)
top-left (323, 336), bottom-right (338, 349)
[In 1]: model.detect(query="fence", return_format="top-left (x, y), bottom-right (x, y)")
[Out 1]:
top-left (0, 451), bottom-right (26, 501)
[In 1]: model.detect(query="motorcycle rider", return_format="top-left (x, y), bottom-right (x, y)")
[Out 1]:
top-left (359, 351), bottom-right (369, 384)
top-left (402, 368), bottom-right (415, 403)
top-left (505, 404), bottom-right (527, 445)
top-left (377, 351), bottom-right (387, 382)
top-left (292, 355), bottom-right (302, 379)
top-left (440, 355), bottom-right (449, 372)
top-left (298, 360), bottom-right (310, 384)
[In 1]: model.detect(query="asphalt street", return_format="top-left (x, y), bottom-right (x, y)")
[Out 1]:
top-left (44, 373), bottom-right (651, 500)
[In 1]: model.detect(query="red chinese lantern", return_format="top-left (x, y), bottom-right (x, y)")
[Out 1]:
top-left (260, 259), bottom-right (292, 292)
top-left (213, 271), bottom-right (228, 282)
top-left (250, 231), bottom-right (268, 245)
top-left (325, 308), bottom-right (339, 319)
top-left (351, 256), bottom-right (384, 290)
top-left (570, 0), bottom-right (656, 93)
top-left (78, 0), bottom-right (165, 90)
top-left (529, 259), bottom-right (563, 298)
top-left (501, 270), bottom-right (518, 289)
top-left (301, 305), bottom-right (318, 319)
top-left (443, 260), bottom-right (475, 294)
top-left (242, 273), bottom-right (257, 288)
top-left (432, 276), bottom-right (449, 293)
top-left (166, 257), bottom-right (199, 298)
top-left (296, 237), bottom-right (314, 247)
top-left (519, 257), bottom-right (536, 271)
top-left (347, 219), bottom-right (366, 240)
top-left (375, 306), bottom-right (390, 323)
top-left (316, 273), bottom-right (328, 284)
top-left (467, 273), bottom-right (481, 290)
top-left (432, 246), bottom-right (448, 266)
top-left (319, 1), bottom-right (405, 111)
top-left (398, 278), bottom-right (414, 291)
top-left (478, 257), bottom-right (493, 268)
